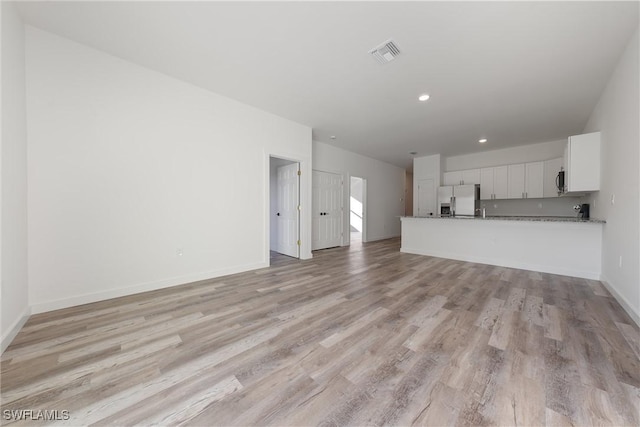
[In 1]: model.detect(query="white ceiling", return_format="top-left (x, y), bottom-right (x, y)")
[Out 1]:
top-left (16, 1), bottom-right (639, 170)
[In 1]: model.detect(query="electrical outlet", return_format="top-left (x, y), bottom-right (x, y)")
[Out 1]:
top-left (493, 204), bottom-right (498, 209)
top-left (177, 248), bottom-right (183, 257)
top-left (611, 194), bottom-right (615, 205)
top-left (537, 202), bottom-right (543, 209)
top-left (619, 256), bottom-right (623, 268)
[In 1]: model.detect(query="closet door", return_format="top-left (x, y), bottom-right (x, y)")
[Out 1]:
top-left (312, 170), bottom-right (343, 250)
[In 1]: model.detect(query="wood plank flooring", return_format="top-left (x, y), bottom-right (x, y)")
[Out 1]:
top-left (1, 238), bottom-right (639, 426)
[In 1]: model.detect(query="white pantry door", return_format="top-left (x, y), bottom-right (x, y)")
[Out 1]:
top-left (312, 170), bottom-right (342, 250)
top-left (277, 163), bottom-right (300, 258)
top-left (417, 178), bottom-right (435, 216)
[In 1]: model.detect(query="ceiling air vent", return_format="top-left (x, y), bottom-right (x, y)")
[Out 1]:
top-left (369, 39), bottom-right (401, 64)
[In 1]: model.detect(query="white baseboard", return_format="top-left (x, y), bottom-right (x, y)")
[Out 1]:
top-left (1, 306), bottom-right (31, 354)
top-left (599, 275), bottom-right (640, 327)
top-left (365, 234), bottom-right (401, 243)
top-left (400, 247), bottom-right (601, 280)
top-left (30, 261), bottom-right (269, 315)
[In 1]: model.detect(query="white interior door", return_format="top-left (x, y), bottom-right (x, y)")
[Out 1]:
top-left (276, 163), bottom-right (299, 258)
top-left (417, 178), bottom-right (435, 216)
top-left (313, 170), bottom-right (342, 250)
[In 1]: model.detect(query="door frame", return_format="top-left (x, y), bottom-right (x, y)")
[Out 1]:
top-left (265, 152), bottom-right (312, 264)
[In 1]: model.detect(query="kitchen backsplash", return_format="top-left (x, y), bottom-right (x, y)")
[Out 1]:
top-left (479, 196), bottom-right (583, 217)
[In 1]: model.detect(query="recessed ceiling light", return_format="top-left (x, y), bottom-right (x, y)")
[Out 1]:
top-left (418, 94), bottom-right (430, 102)
top-left (479, 138), bottom-right (488, 143)
top-left (330, 135), bottom-right (337, 140)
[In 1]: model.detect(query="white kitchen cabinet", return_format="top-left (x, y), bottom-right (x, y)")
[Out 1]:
top-left (563, 144), bottom-right (568, 184)
top-left (508, 164), bottom-right (526, 199)
top-left (508, 162), bottom-right (544, 199)
top-left (543, 157), bottom-right (563, 198)
top-left (443, 171), bottom-right (462, 186)
top-left (525, 161), bottom-right (544, 198)
top-left (461, 168), bottom-right (481, 185)
top-left (449, 160), bottom-right (549, 200)
top-left (493, 166), bottom-right (509, 199)
top-left (444, 169), bottom-right (480, 186)
top-left (480, 166), bottom-right (508, 200)
top-left (480, 168), bottom-right (494, 200)
top-left (566, 132), bottom-right (600, 192)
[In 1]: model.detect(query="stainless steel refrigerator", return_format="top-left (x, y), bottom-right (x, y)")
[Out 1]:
top-left (438, 184), bottom-right (480, 216)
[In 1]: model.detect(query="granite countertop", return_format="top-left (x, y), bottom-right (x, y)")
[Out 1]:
top-left (401, 215), bottom-right (606, 224)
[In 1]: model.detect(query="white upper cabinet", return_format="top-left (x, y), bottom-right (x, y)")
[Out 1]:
top-left (480, 168), bottom-right (494, 200)
top-left (493, 166), bottom-right (509, 199)
top-left (525, 161), bottom-right (544, 198)
top-left (444, 169), bottom-right (480, 186)
top-left (445, 146), bottom-right (584, 200)
top-left (508, 162), bottom-right (543, 199)
top-left (461, 168), bottom-right (481, 185)
top-left (443, 171), bottom-right (462, 186)
top-left (480, 166), bottom-right (508, 200)
top-left (566, 132), bottom-right (600, 192)
top-left (543, 157), bottom-right (563, 198)
top-left (508, 164), bottom-right (526, 199)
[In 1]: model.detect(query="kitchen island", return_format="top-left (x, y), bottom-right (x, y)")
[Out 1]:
top-left (400, 215), bottom-right (605, 279)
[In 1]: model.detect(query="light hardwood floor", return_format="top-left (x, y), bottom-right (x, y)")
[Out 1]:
top-left (1, 238), bottom-right (639, 426)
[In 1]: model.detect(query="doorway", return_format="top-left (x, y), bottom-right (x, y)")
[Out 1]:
top-left (350, 176), bottom-right (366, 243)
top-left (270, 157), bottom-right (300, 258)
top-left (405, 172), bottom-right (414, 215)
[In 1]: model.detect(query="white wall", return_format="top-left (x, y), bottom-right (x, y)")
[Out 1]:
top-left (583, 28), bottom-right (639, 324)
top-left (313, 142), bottom-right (405, 243)
top-left (413, 154), bottom-right (441, 216)
top-left (445, 139), bottom-right (566, 171)
top-left (1, 2), bottom-right (30, 352)
top-left (26, 27), bottom-right (312, 314)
